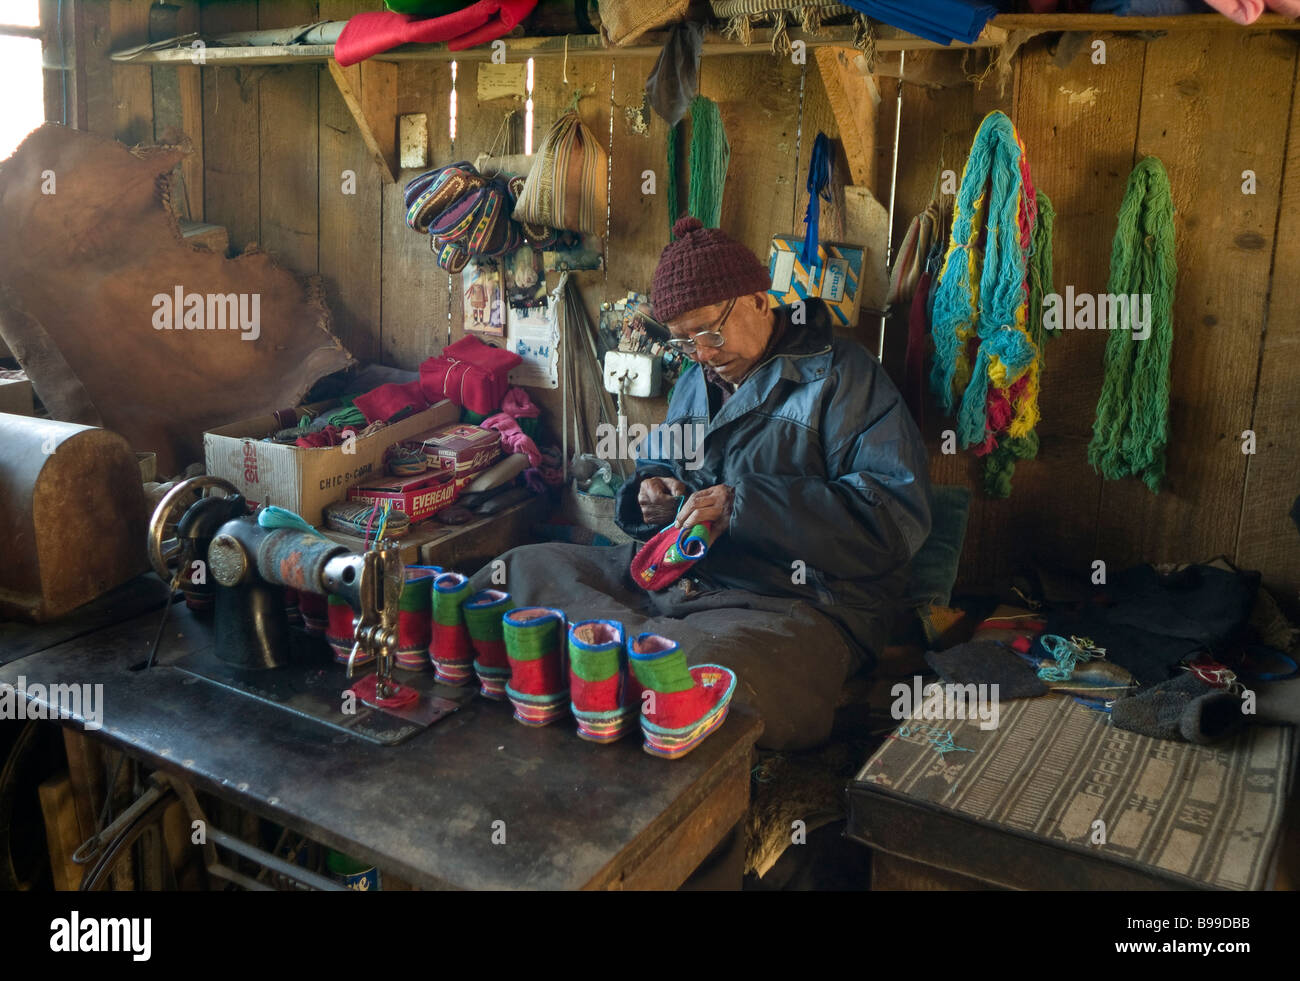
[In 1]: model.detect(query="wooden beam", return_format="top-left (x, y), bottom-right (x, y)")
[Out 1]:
top-left (112, 24), bottom-right (1008, 66)
top-left (814, 46), bottom-right (876, 187)
top-left (327, 60), bottom-right (398, 184)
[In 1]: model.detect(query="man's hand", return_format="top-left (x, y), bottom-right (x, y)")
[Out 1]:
top-left (638, 475), bottom-right (689, 526)
top-left (676, 484), bottom-right (734, 537)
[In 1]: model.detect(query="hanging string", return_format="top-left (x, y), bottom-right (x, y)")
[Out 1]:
top-left (800, 132), bottom-right (832, 273)
top-left (667, 118), bottom-right (682, 238)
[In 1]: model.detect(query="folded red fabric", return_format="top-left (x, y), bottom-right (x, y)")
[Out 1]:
top-left (334, 0), bottom-right (539, 66)
top-left (353, 380), bottom-right (428, 424)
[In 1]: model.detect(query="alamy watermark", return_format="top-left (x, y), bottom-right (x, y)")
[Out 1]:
top-left (1042, 287), bottom-right (1152, 340)
top-left (0, 678), bottom-right (103, 731)
top-left (891, 676), bottom-right (1000, 731)
top-left (594, 416), bottom-right (706, 472)
top-left (152, 287), bottom-right (261, 341)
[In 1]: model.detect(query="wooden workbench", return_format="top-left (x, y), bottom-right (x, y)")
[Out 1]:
top-left (1, 593), bottom-right (761, 890)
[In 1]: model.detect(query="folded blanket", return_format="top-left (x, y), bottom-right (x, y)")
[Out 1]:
top-left (335, 0), bottom-right (539, 66)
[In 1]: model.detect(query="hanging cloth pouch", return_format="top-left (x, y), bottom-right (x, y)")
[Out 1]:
top-left (512, 109), bottom-right (609, 237)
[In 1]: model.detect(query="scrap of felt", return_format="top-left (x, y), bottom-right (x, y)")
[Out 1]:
top-left (0, 125), bottom-right (351, 474)
top-left (645, 21), bottom-right (703, 127)
top-left (334, 0), bottom-right (539, 66)
top-left (925, 640), bottom-right (1048, 699)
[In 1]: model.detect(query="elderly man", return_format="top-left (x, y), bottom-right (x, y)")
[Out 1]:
top-left (470, 217), bottom-right (931, 750)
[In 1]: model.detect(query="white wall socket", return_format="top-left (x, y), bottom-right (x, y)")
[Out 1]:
top-left (603, 351), bottom-right (661, 398)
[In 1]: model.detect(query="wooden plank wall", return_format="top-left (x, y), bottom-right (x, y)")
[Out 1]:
top-left (882, 32), bottom-right (1300, 615)
top-left (99, 1), bottom-right (1297, 614)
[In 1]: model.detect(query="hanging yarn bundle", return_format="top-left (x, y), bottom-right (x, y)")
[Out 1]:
top-left (928, 110), bottom-right (1050, 498)
top-left (1088, 156), bottom-right (1175, 493)
top-left (667, 95), bottom-right (731, 236)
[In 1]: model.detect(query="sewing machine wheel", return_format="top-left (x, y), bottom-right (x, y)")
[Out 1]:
top-left (147, 476), bottom-right (241, 584)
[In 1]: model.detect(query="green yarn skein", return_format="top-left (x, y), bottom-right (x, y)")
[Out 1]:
top-left (1088, 157), bottom-right (1175, 493)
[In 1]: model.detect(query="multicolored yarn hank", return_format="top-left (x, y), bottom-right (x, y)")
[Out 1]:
top-left (1088, 156), bottom-right (1175, 493)
top-left (464, 589), bottom-right (515, 699)
top-left (503, 607), bottom-right (570, 726)
top-left (430, 572), bottom-right (474, 685)
top-left (929, 110), bottom-right (1047, 498)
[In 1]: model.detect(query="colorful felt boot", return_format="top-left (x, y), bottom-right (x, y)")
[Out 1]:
top-left (629, 521), bottom-right (713, 592)
top-left (327, 593), bottom-right (362, 665)
top-left (299, 590), bottom-right (328, 636)
top-left (395, 565), bottom-right (441, 670)
top-left (464, 589), bottom-right (515, 699)
top-left (568, 620), bottom-right (641, 743)
top-left (430, 571), bottom-right (474, 685)
top-left (503, 607), bottom-right (569, 726)
top-left (628, 633), bottom-right (736, 759)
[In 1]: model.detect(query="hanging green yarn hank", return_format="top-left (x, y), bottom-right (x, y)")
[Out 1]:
top-left (667, 96), bottom-right (730, 238)
top-left (1087, 156), bottom-right (1175, 493)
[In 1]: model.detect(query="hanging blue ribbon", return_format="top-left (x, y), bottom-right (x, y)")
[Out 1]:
top-left (800, 133), bottom-right (833, 276)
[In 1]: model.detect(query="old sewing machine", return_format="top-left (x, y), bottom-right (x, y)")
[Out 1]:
top-left (147, 476), bottom-right (468, 745)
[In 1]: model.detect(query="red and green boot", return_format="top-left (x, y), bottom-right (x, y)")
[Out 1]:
top-left (503, 607), bottom-right (569, 726)
top-left (568, 620), bottom-right (641, 743)
top-left (327, 593), bottom-right (360, 665)
top-left (464, 589), bottom-right (515, 699)
top-left (395, 565), bottom-right (441, 671)
top-left (430, 571), bottom-right (474, 685)
top-left (628, 633), bottom-right (736, 759)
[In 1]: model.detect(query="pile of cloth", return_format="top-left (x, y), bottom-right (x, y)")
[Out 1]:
top-left (923, 561), bottom-right (1300, 744)
top-left (334, 0), bottom-right (539, 65)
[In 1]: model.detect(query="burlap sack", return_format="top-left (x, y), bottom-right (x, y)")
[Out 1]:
top-left (597, 0), bottom-right (690, 45)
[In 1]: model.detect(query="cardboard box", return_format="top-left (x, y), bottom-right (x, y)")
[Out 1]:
top-left (204, 399), bottom-right (458, 526)
top-left (767, 236), bottom-right (866, 328)
top-left (347, 471), bottom-right (459, 524)
top-left (417, 423), bottom-right (501, 483)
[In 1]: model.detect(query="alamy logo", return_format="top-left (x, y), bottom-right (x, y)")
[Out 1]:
top-left (0, 678), bottom-right (102, 731)
top-left (891, 676), bottom-right (1000, 731)
top-left (1042, 286), bottom-right (1152, 340)
top-left (152, 286), bottom-right (261, 341)
top-left (594, 417), bottom-right (706, 472)
top-left (50, 912), bottom-right (151, 961)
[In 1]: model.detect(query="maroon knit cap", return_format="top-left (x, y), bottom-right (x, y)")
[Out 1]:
top-left (651, 216), bottom-right (771, 323)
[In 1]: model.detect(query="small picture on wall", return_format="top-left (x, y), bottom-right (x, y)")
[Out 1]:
top-left (463, 260), bottom-right (505, 336)
top-left (505, 247), bottom-right (547, 315)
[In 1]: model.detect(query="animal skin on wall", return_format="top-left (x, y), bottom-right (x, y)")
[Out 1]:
top-left (0, 124), bottom-right (353, 474)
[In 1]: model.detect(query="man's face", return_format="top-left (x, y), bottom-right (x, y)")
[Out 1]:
top-left (667, 292), bottom-right (774, 385)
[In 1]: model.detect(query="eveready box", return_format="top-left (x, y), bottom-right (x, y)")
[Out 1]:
top-left (204, 399), bottom-right (459, 527)
top-left (347, 471), bottom-right (459, 523)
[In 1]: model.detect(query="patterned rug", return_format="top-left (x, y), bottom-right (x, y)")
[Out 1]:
top-left (854, 694), bottom-right (1295, 890)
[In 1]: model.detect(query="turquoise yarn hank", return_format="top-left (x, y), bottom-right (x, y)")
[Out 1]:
top-left (929, 112), bottom-right (1028, 445)
top-left (1088, 156), bottom-right (1175, 493)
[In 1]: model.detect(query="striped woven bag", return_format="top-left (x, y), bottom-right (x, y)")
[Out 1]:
top-left (512, 110), bottom-right (608, 238)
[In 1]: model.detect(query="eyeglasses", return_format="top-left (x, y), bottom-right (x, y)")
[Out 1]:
top-left (665, 298), bottom-right (737, 356)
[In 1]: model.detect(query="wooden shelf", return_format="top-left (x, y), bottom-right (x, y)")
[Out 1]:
top-left (107, 12), bottom-right (1300, 67)
top-left (110, 25), bottom-right (1002, 67)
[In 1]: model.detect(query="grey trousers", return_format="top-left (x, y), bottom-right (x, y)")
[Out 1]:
top-left (468, 542), bottom-right (858, 751)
